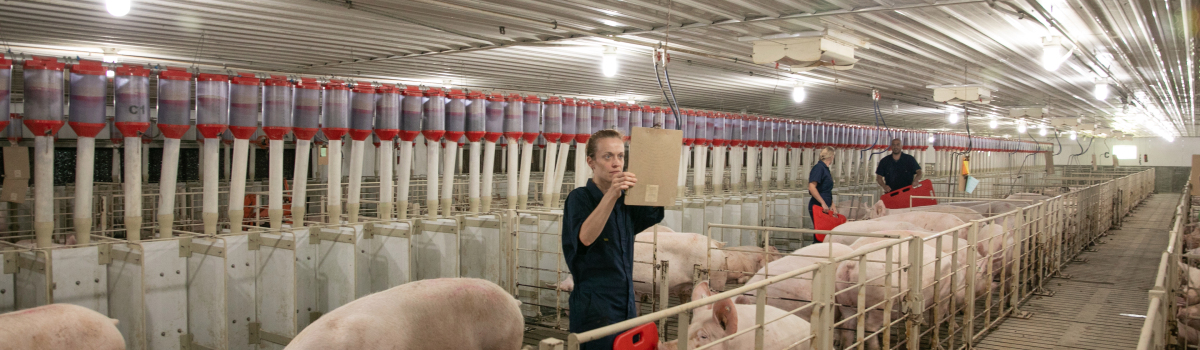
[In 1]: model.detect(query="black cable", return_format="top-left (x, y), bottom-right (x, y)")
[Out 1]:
top-left (1052, 128), bottom-right (1063, 155)
top-left (651, 50), bottom-right (677, 128)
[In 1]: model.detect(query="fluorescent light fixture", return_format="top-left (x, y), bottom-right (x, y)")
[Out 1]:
top-left (989, 118), bottom-right (998, 129)
top-left (1017, 119), bottom-right (1027, 133)
top-left (601, 46), bottom-right (618, 78)
top-left (1041, 36), bottom-right (1070, 71)
top-left (927, 135), bottom-right (936, 143)
top-left (947, 109), bottom-right (960, 124)
top-left (107, 0), bottom-right (130, 17)
top-left (1069, 130), bottom-right (1077, 140)
top-left (792, 83), bottom-right (806, 103)
top-left (1093, 78), bottom-right (1109, 101)
top-left (106, 70), bottom-right (115, 78)
top-left (1039, 125), bottom-right (1047, 136)
top-left (102, 55), bottom-right (119, 63)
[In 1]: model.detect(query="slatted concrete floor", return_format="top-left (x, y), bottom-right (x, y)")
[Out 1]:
top-left (975, 194), bottom-right (1176, 350)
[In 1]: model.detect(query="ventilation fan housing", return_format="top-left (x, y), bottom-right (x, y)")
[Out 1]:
top-left (927, 84), bottom-right (995, 105)
top-left (749, 30), bottom-right (864, 72)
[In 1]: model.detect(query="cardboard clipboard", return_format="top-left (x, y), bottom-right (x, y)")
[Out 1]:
top-left (624, 127), bottom-right (682, 206)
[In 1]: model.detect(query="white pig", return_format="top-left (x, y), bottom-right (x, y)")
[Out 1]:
top-left (734, 243), bottom-right (854, 321)
top-left (286, 278), bottom-right (523, 350)
top-left (868, 231), bottom-right (993, 309)
top-left (723, 246), bottom-right (782, 284)
top-left (1005, 193), bottom-right (1051, 203)
top-left (836, 238), bottom-right (954, 350)
top-left (826, 221), bottom-right (929, 246)
top-left (0, 303), bottom-right (124, 350)
top-left (662, 281), bottom-right (812, 350)
top-left (868, 201), bottom-right (984, 222)
top-left (552, 231), bottom-right (730, 297)
top-left (869, 211), bottom-right (968, 239)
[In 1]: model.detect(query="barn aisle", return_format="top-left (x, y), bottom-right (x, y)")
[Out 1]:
top-left (975, 194), bottom-right (1177, 350)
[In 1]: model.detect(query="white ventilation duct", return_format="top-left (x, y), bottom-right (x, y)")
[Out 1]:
top-left (1008, 106), bottom-right (1048, 118)
top-left (748, 30), bottom-right (865, 71)
top-left (1052, 117), bottom-right (1080, 128)
top-left (927, 84), bottom-right (995, 105)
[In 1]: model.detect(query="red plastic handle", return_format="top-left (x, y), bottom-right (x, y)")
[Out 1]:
top-left (614, 322), bottom-right (659, 350)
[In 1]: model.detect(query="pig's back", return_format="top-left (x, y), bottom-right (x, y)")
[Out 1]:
top-left (0, 303), bottom-right (124, 350)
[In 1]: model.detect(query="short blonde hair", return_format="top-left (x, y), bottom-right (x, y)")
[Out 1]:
top-left (819, 146), bottom-right (836, 161)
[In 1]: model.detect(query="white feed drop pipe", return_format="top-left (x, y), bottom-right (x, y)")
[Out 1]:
top-left (427, 140), bottom-right (441, 219)
top-left (34, 136), bottom-right (54, 248)
top-left (227, 138), bottom-right (249, 233)
top-left (507, 138), bottom-right (519, 210)
top-left (157, 137), bottom-right (181, 238)
top-left (268, 139), bottom-right (285, 228)
top-left (517, 141), bottom-right (533, 210)
top-left (347, 139), bottom-right (365, 223)
top-left (542, 141), bottom-right (559, 206)
top-left (712, 146), bottom-right (725, 194)
top-left (692, 145), bottom-right (705, 196)
top-left (574, 143), bottom-right (587, 189)
top-left (788, 148), bottom-right (799, 189)
top-left (378, 140), bottom-right (394, 220)
top-left (203, 139), bottom-right (220, 234)
top-left (551, 142), bottom-right (569, 208)
top-left (441, 141), bottom-right (457, 216)
top-left (677, 146), bottom-right (690, 196)
top-left (761, 147), bottom-right (773, 192)
top-left (292, 139), bottom-right (311, 225)
top-left (124, 136), bottom-right (144, 241)
top-left (730, 146), bottom-right (742, 194)
top-left (468, 141), bottom-right (481, 213)
top-left (746, 146), bottom-right (758, 194)
top-left (396, 141), bottom-right (413, 219)
top-left (775, 147), bottom-right (786, 189)
top-left (326, 139), bottom-right (342, 224)
top-left (73, 137), bottom-right (95, 244)
top-left (480, 140), bottom-right (496, 212)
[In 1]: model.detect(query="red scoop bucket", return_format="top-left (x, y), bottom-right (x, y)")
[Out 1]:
top-left (614, 322), bottom-right (658, 350)
top-left (879, 179), bottom-right (937, 209)
top-left (812, 205), bottom-right (847, 243)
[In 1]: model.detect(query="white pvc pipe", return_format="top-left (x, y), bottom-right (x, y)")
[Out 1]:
top-left (468, 141), bottom-right (481, 213)
top-left (693, 144), bottom-right (705, 195)
top-left (573, 143), bottom-right (587, 189)
top-left (481, 141), bottom-right (496, 212)
top-left (441, 141), bottom-right (457, 216)
top-left (268, 139), bottom-right (285, 228)
top-left (677, 146), bottom-right (690, 196)
top-left (730, 146), bottom-right (742, 194)
top-left (34, 136), bottom-right (54, 248)
top-left (788, 148), bottom-right (799, 189)
top-left (551, 142), bottom-right (570, 208)
top-left (507, 139), bottom-right (519, 209)
top-left (378, 140), bottom-right (394, 220)
top-left (517, 141), bottom-right (533, 210)
top-left (801, 148), bottom-right (811, 186)
top-left (74, 137), bottom-right (95, 244)
top-left (326, 140), bottom-right (342, 224)
top-left (348, 139), bottom-right (365, 223)
top-left (396, 141), bottom-right (413, 219)
top-left (712, 146), bottom-right (725, 194)
top-left (227, 138), bottom-right (249, 233)
top-left (427, 140), bottom-right (441, 219)
top-left (292, 139), bottom-right (311, 226)
top-left (761, 147), bottom-right (773, 192)
top-left (124, 137), bottom-right (144, 241)
top-left (203, 139), bottom-right (219, 234)
top-left (746, 147), bottom-right (758, 194)
top-left (775, 147), bottom-right (786, 189)
top-left (158, 138), bottom-right (181, 238)
top-left (542, 142), bottom-right (559, 206)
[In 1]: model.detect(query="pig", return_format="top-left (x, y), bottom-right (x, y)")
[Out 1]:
top-left (723, 246), bottom-right (782, 284)
top-left (286, 278), bottom-right (523, 350)
top-left (1181, 263), bottom-right (1200, 289)
top-left (1180, 288), bottom-right (1200, 306)
top-left (868, 231), bottom-right (993, 310)
top-left (551, 231), bottom-right (730, 297)
top-left (835, 238), bottom-right (954, 350)
top-left (825, 220), bottom-right (930, 246)
top-left (1180, 303), bottom-right (1200, 331)
top-left (0, 303), bottom-right (124, 350)
top-left (834, 200), bottom-right (872, 221)
top-left (734, 243), bottom-right (854, 321)
top-left (869, 211), bottom-right (969, 239)
top-left (665, 281), bottom-right (812, 350)
top-left (1182, 324), bottom-right (1200, 347)
top-left (868, 201), bottom-right (984, 222)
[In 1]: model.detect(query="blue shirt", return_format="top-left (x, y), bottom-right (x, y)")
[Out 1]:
top-left (875, 153), bottom-right (922, 190)
top-left (562, 179), bottom-right (664, 344)
top-left (808, 161), bottom-right (834, 206)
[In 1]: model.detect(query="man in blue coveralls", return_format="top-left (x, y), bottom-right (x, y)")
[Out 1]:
top-left (562, 129), bottom-right (665, 350)
top-left (875, 138), bottom-right (923, 193)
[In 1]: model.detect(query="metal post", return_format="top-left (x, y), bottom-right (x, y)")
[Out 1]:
top-left (963, 222), bottom-right (979, 346)
top-left (906, 238), bottom-right (924, 350)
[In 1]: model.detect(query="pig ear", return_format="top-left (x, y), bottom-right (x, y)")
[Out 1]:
top-left (692, 281), bottom-right (714, 305)
top-left (713, 298), bottom-right (738, 334)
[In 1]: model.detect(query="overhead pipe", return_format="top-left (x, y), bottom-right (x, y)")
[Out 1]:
top-left (541, 96), bottom-right (563, 207)
top-left (423, 88), bottom-right (448, 219)
top-left (397, 85), bottom-right (423, 219)
top-left (518, 95), bottom-right (541, 209)
top-left (481, 92), bottom-right (504, 211)
top-left (154, 67), bottom-right (193, 237)
top-left (23, 57), bottom-right (65, 247)
top-left (291, 78), bottom-right (322, 226)
top-left (226, 73), bottom-right (260, 232)
top-left (346, 82), bottom-right (376, 223)
top-left (196, 73), bottom-right (229, 235)
top-left (503, 93), bottom-right (523, 210)
top-left (67, 60), bottom-right (108, 244)
top-left (114, 65), bottom-right (152, 240)
top-left (322, 80), bottom-right (351, 224)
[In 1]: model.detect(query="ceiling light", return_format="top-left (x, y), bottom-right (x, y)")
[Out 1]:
top-left (107, 0), bottom-right (130, 17)
top-left (891, 99), bottom-right (899, 114)
top-left (927, 135), bottom-right (936, 143)
top-left (989, 118), bottom-right (998, 129)
top-left (1042, 36), bottom-right (1068, 71)
top-left (1003, 134), bottom-right (1011, 138)
top-left (106, 70), bottom-right (115, 78)
top-left (947, 109), bottom-right (960, 124)
top-left (102, 54), bottom-right (119, 63)
top-left (791, 83), bottom-right (806, 103)
top-left (1069, 130), bottom-right (1077, 140)
top-left (601, 46), bottom-right (618, 78)
top-left (1039, 125), bottom-right (1047, 136)
top-left (1093, 78), bottom-right (1109, 101)
top-left (1017, 119), bottom-right (1027, 133)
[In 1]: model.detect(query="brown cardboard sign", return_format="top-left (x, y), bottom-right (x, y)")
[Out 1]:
top-left (1044, 150), bottom-right (1054, 175)
top-left (1, 146), bottom-right (30, 204)
top-left (624, 127), bottom-right (682, 207)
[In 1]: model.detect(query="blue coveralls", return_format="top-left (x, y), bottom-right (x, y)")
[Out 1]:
top-left (562, 179), bottom-right (665, 350)
top-left (808, 161), bottom-right (834, 242)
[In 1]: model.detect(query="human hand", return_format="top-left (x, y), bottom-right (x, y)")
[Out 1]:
top-left (882, 185), bottom-right (892, 193)
top-left (828, 205), bottom-right (839, 216)
top-left (607, 172), bottom-right (638, 195)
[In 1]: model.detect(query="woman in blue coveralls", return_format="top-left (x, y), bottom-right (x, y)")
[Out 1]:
top-left (808, 146), bottom-right (838, 243)
top-left (562, 129), bottom-right (665, 350)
